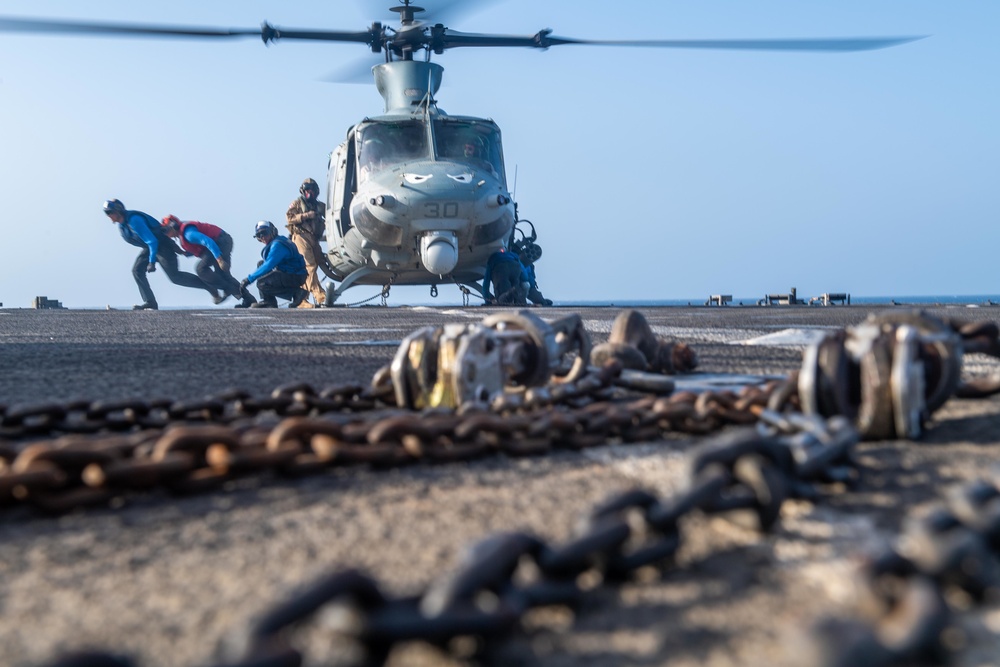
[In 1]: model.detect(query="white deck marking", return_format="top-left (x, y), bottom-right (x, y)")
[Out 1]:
top-left (732, 328), bottom-right (830, 347)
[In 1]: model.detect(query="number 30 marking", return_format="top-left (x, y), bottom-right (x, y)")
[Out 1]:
top-left (425, 202), bottom-right (459, 218)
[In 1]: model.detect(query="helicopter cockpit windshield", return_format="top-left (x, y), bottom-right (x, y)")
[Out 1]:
top-left (434, 119), bottom-right (504, 182)
top-left (357, 121), bottom-right (428, 183)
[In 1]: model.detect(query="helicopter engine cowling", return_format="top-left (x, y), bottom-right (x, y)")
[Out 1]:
top-left (419, 231), bottom-right (458, 276)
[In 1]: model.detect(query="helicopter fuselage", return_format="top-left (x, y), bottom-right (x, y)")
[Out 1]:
top-left (323, 62), bottom-right (515, 298)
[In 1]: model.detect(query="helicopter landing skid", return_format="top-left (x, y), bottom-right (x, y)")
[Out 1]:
top-left (324, 267), bottom-right (384, 306)
top-left (326, 269), bottom-right (487, 307)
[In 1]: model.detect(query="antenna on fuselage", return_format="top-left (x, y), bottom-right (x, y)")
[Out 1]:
top-left (420, 66), bottom-right (434, 118)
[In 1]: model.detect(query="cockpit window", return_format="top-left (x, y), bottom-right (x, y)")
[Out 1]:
top-left (434, 120), bottom-right (504, 180)
top-left (356, 121), bottom-right (429, 182)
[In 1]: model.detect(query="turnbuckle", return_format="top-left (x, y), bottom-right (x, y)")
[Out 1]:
top-left (389, 310), bottom-right (591, 409)
top-left (798, 311), bottom-right (963, 440)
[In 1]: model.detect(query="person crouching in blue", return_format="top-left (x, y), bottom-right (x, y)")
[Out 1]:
top-left (517, 243), bottom-right (554, 307)
top-left (237, 221), bottom-right (309, 309)
top-left (482, 247), bottom-right (528, 306)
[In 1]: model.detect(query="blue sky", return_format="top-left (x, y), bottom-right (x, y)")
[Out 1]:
top-left (0, 1), bottom-right (997, 308)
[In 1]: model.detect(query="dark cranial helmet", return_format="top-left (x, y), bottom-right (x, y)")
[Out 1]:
top-left (300, 178), bottom-right (320, 196)
top-left (254, 220), bottom-right (278, 240)
top-left (103, 199), bottom-right (126, 215)
top-left (161, 215), bottom-right (182, 233)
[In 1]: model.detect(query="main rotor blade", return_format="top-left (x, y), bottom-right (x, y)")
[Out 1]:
top-left (321, 56), bottom-right (384, 84)
top-left (0, 16), bottom-right (261, 39)
top-left (545, 35), bottom-right (928, 51)
top-left (0, 16), bottom-right (374, 45)
top-left (440, 30), bottom-right (927, 52)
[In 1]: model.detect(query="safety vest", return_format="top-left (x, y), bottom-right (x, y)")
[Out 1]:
top-left (178, 221), bottom-right (225, 257)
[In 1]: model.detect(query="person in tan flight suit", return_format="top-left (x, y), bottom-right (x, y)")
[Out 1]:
top-left (285, 178), bottom-right (327, 307)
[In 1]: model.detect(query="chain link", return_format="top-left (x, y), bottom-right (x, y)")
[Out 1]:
top-left (0, 366), bottom-right (803, 514)
top-left (17, 308), bottom-right (1000, 667)
top-left (811, 472), bottom-right (1000, 666)
top-left (209, 417), bottom-right (860, 666)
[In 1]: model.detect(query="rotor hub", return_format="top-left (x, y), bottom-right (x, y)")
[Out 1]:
top-left (390, 2), bottom-right (424, 26)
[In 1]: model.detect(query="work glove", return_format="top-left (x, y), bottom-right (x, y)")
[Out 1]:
top-left (240, 278), bottom-right (250, 290)
top-left (302, 210), bottom-right (316, 220)
top-left (217, 258), bottom-right (229, 272)
top-left (146, 263), bottom-right (156, 273)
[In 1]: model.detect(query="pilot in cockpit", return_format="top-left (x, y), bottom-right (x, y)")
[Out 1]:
top-left (460, 138), bottom-right (495, 175)
top-left (359, 138), bottom-right (386, 181)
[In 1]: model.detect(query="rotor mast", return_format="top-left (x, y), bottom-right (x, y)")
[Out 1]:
top-left (388, 1), bottom-right (424, 62)
top-left (375, 61), bottom-right (443, 113)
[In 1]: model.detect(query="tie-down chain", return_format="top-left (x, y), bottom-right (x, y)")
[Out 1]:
top-left (43, 416), bottom-right (862, 667)
top-left (811, 471), bottom-right (1000, 667)
top-left (799, 310), bottom-right (1000, 439)
top-left (389, 310), bottom-right (593, 409)
top-left (2, 309), bottom-right (999, 515)
top-left (8, 308), bottom-right (1000, 667)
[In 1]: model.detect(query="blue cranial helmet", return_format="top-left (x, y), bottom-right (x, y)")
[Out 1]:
top-left (254, 220), bottom-right (277, 239)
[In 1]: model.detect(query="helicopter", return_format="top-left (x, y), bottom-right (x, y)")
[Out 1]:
top-left (0, 3), bottom-right (924, 306)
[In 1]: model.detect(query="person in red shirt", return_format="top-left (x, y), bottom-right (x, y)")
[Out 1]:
top-left (161, 215), bottom-right (255, 306)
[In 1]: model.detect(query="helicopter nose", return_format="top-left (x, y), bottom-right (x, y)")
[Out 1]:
top-left (419, 231), bottom-right (458, 276)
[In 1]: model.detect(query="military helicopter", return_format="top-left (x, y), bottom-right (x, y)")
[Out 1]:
top-left (0, 3), bottom-right (923, 305)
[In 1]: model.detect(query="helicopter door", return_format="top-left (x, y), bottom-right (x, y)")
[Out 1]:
top-left (328, 134), bottom-right (356, 244)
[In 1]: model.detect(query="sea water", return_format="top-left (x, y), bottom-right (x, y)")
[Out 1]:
top-left (561, 295), bottom-right (1000, 307)
top-left (74, 294), bottom-right (1000, 310)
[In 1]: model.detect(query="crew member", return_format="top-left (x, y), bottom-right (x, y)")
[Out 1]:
top-left (358, 138), bottom-right (386, 181)
top-left (482, 247), bottom-right (528, 306)
top-left (161, 215), bottom-right (255, 306)
top-left (285, 178), bottom-right (327, 307)
top-left (518, 243), bottom-right (554, 306)
top-left (103, 198), bottom-right (217, 310)
top-left (239, 220), bottom-right (308, 309)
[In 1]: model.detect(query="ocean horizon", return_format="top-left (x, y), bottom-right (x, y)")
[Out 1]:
top-left (33, 293), bottom-right (1000, 310)
top-left (561, 294), bottom-right (1000, 308)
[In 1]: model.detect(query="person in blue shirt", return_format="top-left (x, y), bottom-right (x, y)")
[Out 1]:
top-left (238, 221), bottom-right (309, 309)
top-left (103, 199), bottom-right (217, 310)
top-left (517, 243), bottom-right (554, 307)
top-left (481, 247), bottom-right (528, 306)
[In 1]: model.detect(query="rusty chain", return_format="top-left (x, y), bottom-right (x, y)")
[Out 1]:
top-left (42, 415), bottom-right (860, 667)
top-left (811, 472), bottom-right (1000, 667)
top-left (0, 363), bottom-right (802, 514)
top-left (16, 308), bottom-right (1000, 667)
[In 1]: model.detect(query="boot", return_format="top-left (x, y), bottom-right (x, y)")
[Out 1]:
top-left (251, 297), bottom-right (278, 308)
top-left (236, 285), bottom-right (257, 306)
top-left (133, 302), bottom-right (158, 311)
top-left (289, 288), bottom-right (309, 309)
top-left (212, 292), bottom-right (230, 305)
